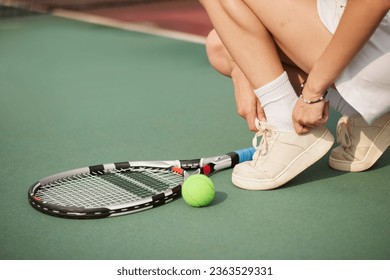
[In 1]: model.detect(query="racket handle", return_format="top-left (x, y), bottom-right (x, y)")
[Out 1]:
top-left (235, 147), bottom-right (255, 163)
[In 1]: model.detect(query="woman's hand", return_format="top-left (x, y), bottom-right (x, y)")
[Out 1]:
top-left (232, 67), bottom-right (266, 131)
top-left (235, 89), bottom-right (266, 132)
top-left (292, 97), bottom-right (329, 134)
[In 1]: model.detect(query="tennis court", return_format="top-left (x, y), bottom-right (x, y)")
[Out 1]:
top-left (0, 0), bottom-right (389, 261)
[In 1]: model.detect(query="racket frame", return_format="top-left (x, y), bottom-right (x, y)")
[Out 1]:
top-left (28, 148), bottom-right (254, 219)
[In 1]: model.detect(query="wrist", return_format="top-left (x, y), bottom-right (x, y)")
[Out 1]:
top-left (299, 81), bottom-right (328, 104)
top-left (304, 63), bottom-right (333, 99)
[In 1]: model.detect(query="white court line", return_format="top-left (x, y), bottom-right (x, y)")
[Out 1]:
top-left (53, 9), bottom-right (206, 45)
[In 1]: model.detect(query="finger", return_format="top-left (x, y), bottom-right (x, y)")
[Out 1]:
top-left (293, 118), bottom-right (311, 135)
top-left (256, 99), bottom-right (266, 122)
top-left (300, 126), bottom-right (311, 134)
top-left (293, 118), bottom-right (303, 134)
top-left (323, 101), bottom-right (330, 123)
top-left (245, 112), bottom-right (258, 132)
top-left (247, 121), bottom-right (258, 132)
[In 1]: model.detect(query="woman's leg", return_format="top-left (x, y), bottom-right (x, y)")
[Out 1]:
top-left (206, 29), bottom-right (307, 131)
top-left (199, 0), bottom-right (335, 190)
top-left (199, 0), bottom-right (331, 88)
top-left (206, 29), bottom-right (263, 132)
top-left (199, 0), bottom-right (333, 133)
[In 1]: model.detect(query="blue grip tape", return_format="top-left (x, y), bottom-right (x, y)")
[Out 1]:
top-left (235, 147), bottom-right (256, 163)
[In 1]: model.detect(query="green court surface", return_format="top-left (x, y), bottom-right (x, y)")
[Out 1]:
top-left (0, 15), bottom-right (389, 260)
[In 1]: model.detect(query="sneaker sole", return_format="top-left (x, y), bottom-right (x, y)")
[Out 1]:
top-left (232, 129), bottom-right (334, 190)
top-left (329, 118), bottom-right (390, 172)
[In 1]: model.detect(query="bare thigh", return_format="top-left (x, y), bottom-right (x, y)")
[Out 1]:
top-left (243, 0), bottom-right (332, 73)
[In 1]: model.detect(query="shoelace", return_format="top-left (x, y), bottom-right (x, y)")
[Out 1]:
top-left (337, 117), bottom-right (352, 149)
top-left (252, 119), bottom-right (274, 160)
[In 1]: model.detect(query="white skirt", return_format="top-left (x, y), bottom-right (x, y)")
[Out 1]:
top-left (317, 0), bottom-right (390, 124)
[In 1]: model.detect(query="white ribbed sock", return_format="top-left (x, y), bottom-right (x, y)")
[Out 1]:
top-left (326, 88), bottom-right (360, 117)
top-left (254, 71), bottom-right (297, 132)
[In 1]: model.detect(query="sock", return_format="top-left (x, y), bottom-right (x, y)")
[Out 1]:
top-left (254, 71), bottom-right (297, 132)
top-left (326, 88), bottom-right (360, 117)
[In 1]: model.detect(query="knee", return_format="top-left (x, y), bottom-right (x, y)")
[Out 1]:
top-left (206, 29), bottom-right (223, 59)
top-left (206, 29), bottom-right (234, 76)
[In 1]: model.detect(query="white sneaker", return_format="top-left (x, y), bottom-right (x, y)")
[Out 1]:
top-left (329, 112), bottom-right (390, 172)
top-left (232, 121), bottom-right (334, 190)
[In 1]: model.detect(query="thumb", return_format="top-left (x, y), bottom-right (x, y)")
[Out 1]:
top-left (256, 99), bottom-right (266, 122)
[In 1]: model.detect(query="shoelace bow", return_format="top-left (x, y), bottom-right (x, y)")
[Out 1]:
top-left (337, 117), bottom-right (352, 149)
top-left (252, 120), bottom-right (274, 160)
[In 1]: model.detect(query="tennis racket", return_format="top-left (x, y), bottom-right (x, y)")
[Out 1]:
top-left (28, 147), bottom-right (255, 219)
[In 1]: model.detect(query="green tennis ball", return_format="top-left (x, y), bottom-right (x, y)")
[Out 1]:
top-left (181, 174), bottom-right (215, 207)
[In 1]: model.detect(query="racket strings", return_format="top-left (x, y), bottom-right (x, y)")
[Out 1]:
top-left (36, 173), bottom-right (136, 208)
top-left (34, 167), bottom-right (183, 208)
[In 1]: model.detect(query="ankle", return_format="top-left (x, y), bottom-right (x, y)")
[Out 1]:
top-left (254, 72), bottom-right (297, 132)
